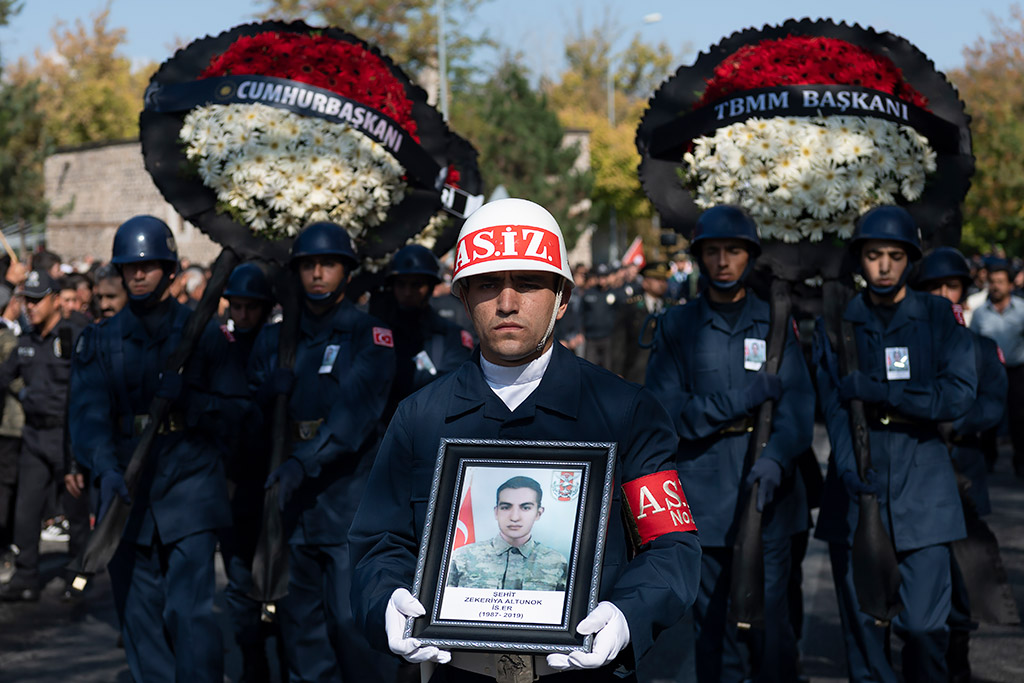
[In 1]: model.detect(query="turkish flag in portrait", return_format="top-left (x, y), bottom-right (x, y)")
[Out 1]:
top-left (454, 485), bottom-right (475, 550)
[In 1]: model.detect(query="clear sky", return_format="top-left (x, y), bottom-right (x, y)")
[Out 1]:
top-left (0, 0), bottom-right (1016, 78)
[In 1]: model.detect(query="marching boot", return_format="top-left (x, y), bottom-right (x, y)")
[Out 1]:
top-left (946, 629), bottom-right (971, 683)
top-left (239, 644), bottom-right (271, 683)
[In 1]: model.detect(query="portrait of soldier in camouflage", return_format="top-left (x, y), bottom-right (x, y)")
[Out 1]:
top-left (447, 476), bottom-right (569, 591)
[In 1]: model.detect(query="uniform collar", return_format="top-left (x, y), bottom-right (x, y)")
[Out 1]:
top-left (845, 289), bottom-right (928, 333)
top-left (300, 299), bottom-right (356, 342)
top-left (488, 535), bottom-right (539, 558)
top-left (699, 291), bottom-right (766, 333)
top-left (121, 298), bottom-right (186, 341)
top-left (448, 343), bottom-right (581, 421)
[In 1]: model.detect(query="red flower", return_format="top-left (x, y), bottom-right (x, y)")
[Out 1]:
top-left (200, 30), bottom-right (419, 139)
top-left (696, 35), bottom-right (928, 110)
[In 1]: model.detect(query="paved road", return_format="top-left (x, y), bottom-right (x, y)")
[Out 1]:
top-left (2, 435), bottom-right (1023, 682)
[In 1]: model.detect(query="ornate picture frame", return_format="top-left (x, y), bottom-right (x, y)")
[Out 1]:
top-left (407, 438), bottom-right (616, 654)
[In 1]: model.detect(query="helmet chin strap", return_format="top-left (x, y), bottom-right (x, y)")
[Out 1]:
top-left (458, 281), bottom-right (566, 364)
top-left (698, 251), bottom-right (755, 295)
top-left (124, 265), bottom-right (174, 310)
top-left (535, 287), bottom-right (563, 355)
top-left (862, 262), bottom-right (912, 298)
top-left (302, 275), bottom-right (347, 305)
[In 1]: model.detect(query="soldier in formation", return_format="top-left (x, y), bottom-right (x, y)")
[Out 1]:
top-left (813, 206), bottom-right (977, 682)
top-left (911, 246), bottom-right (1008, 682)
top-left (249, 222), bottom-right (397, 682)
top-left (68, 216), bottom-right (243, 682)
top-left (645, 206), bottom-right (814, 682)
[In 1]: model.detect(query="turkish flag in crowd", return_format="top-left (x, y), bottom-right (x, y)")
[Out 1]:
top-left (622, 236), bottom-right (646, 268)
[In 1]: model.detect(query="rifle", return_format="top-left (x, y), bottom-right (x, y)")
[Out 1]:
top-left (939, 426), bottom-right (1019, 625)
top-left (825, 280), bottom-right (903, 625)
top-left (249, 273), bottom-right (302, 616)
top-left (728, 278), bottom-right (791, 629)
top-left (68, 247), bottom-right (240, 591)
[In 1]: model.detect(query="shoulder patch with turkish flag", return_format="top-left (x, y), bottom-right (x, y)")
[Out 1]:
top-left (998, 346), bottom-right (1006, 365)
top-left (219, 324), bottom-right (236, 343)
top-left (621, 470), bottom-right (696, 547)
top-left (951, 303), bottom-right (966, 327)
top-left (460, 329), bottom-right (474, 350)
top-left (372, 327), bottom-right (394, 348)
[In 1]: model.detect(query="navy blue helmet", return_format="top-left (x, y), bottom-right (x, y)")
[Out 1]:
top-left (388, 244), bottom-right (441, 283)
top-left (850, 206), bottom-right (922, 261)
top-left (111, 215), bottom-right (178, 265)
top-left (913, 247), bottom-right (971, 289)
top-left (224, 262), bottom-right (273, 301)
top-left (290, 222), bottom-right (358, 269)
top-left (689, 205), bottom-right (762, 257)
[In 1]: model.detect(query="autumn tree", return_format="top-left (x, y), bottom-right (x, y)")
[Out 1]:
top-left (257, 0), bottom-right (494, 101)
top-left (949, 5), bottom-right (1024, 255)
top-left (547, 14), bottom-right (677, 254)
top-left (7, 6), bottom-right (155, 147)
top-left (453, 59), bottom-right (592, 247)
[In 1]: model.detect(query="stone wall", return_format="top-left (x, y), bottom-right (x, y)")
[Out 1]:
top-left (44, 140), bottom-right (220, 266)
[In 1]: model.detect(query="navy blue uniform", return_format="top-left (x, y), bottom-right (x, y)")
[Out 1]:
top-left (349, 343), bottom-right (702, 681)
top-left (378, 303), bottom-right (473, 423)
top-left (814, 290), bottom-right (977, 683)
top-left (950, 331), bottom-right (1006, 516)
top-left (249, 299), bottom-right (396, 682)
top-left (69, 299), bottom-right (241, 683)
top-left (214, 324), bottom-right (277, 673)
top-left (947, 327), bottom-right (1007, 661)
top-left (645, 293), bottom-right (814, 683)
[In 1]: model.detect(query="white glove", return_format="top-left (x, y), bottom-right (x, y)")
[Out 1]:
top-left (546, 601), bottom-right (630, 670)
top-left (385, 588), bottom-right (451, 664)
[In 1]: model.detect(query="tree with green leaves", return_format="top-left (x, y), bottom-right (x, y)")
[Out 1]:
top-left (0, 0), bottom-right (49, 229)
top-left (949, 5), bottom-right (1024, 256)
top-left (6, 6), bottom-right (155, 147)
top-left (454, 59), bottom-right (592, 247)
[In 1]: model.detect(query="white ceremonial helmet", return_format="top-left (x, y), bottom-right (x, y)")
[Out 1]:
top-left (450, 198), bottom-right (573, 293)
top-left (451, 198), bottom-right (574, 361)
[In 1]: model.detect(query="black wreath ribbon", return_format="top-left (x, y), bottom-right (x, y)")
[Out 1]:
top-left (145, 75), bottom-right (445, 190)
top-left (648, 84), bottom-right (963, 160)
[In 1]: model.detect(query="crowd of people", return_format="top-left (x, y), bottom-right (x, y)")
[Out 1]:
top-left (0, 199), bottom-right (1017, 683)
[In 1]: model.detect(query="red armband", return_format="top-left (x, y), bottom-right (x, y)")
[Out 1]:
top-left (621, 470), bottom-right (697, 547)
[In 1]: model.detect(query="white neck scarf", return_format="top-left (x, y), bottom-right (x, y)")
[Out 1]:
top-left (480, 346), bottom-right (554, 411)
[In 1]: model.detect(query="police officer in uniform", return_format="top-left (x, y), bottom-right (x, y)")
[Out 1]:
top-left (618, 261), bottom-right (673, 384)
top-left (813, 207), bottom-right (976, 683)
top-left (911, 246), bottom-right (1007, 682)
top-left (372, 244), bottom-right (473, 423)
top-left (68, 216), bottom-right (240, 682)
top-left (645, 206), bottom-right (814, 682)
top-left (349, 198), bottom-right (701, 682)
top-left (0, 271), bottom-right (86, 601)
top-left (218, 262), bottom-right (280, 682)
top-left (581, 264), bottom-right (619, 370)
top-left (249, 222), bottom-right (397, 683)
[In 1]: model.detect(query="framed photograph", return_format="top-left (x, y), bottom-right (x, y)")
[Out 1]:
top-left (406, 438), bottom-right (617, 654)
